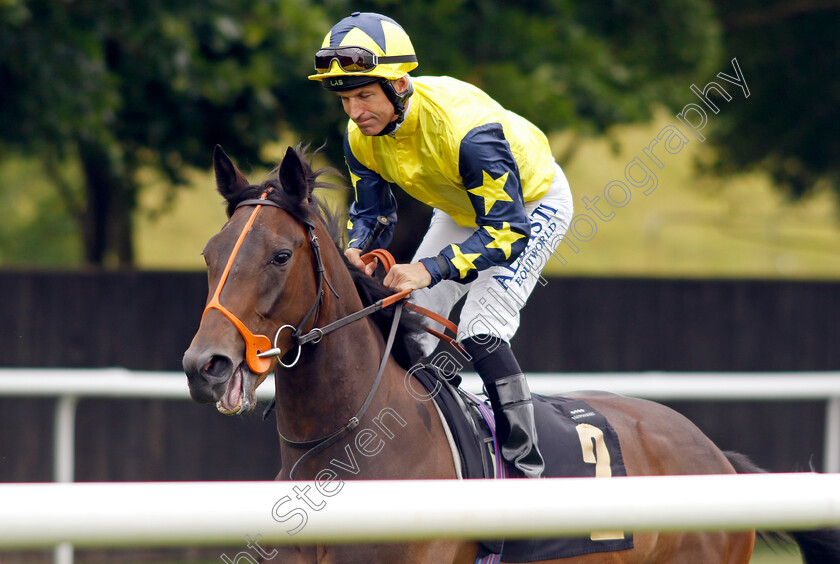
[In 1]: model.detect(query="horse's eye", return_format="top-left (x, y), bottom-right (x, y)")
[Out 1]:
top-left (270, 250), bottom-right (292, 266)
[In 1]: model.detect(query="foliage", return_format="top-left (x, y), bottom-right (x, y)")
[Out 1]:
top-left (3, 0), bottom-right (836, 267)
top-left (0, 155), bottom-right (82, 266)
top-left (708, 0), bottom-right (840, 200)
top-left (323, 0), bottom-right (723, 136)
top-left (0, 0), bottom-right (340, 265)
top-left (314, 0), bottom-right (725, 259)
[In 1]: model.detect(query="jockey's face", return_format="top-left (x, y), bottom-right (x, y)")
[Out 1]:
top-left (337, 77), bottom-right (409, 136)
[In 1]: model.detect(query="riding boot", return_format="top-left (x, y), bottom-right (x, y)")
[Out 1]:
top-left (462, 336), bottom-right (545, 479)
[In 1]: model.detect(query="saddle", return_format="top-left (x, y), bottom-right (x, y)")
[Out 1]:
top-left (411, 366), bottom-right (635, 563)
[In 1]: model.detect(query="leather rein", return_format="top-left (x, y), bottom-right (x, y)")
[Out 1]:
top-left (203, 190), bottom-right (459, 479)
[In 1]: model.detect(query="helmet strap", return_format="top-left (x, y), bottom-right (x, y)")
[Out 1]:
top-left (374, 78), bottom-right (414, 136)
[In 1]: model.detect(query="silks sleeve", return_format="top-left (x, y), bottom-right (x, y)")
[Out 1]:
top-left (419, 123), bottom-right (530, 286)
top-left (343, 130), bottom-right (398, 251)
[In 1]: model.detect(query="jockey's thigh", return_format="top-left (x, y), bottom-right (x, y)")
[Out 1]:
top-left (411, 162), bottom-right (573, 355)
top-left (458, 163), bottom-right (573, 344)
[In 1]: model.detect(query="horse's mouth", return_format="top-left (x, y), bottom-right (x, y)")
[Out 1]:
top-left (216, 364), bottom-right (256, 416)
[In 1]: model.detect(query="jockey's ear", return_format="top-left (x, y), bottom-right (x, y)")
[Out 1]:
top-left (213, 145), bottom-right (250, 202)
top-left (278, 146), bottom-right (308, 202)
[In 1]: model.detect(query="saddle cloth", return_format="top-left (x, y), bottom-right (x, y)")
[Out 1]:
top-left (411, 366), bottom-right (634, 563)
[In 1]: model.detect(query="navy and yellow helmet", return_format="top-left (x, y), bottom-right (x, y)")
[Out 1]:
top-left (309, 12), bottom-right (418, 91)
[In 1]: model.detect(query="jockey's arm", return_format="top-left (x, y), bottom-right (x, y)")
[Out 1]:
top-left (414, 126), bottom-right (531, 288)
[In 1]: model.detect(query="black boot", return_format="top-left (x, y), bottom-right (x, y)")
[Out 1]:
top-left (484, 374), bottom-right (545, 478)
top-left (462, 336), bottom-right (545, 478)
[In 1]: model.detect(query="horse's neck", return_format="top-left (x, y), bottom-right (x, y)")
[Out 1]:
top-left (272, 237), bottom-right (458, 481)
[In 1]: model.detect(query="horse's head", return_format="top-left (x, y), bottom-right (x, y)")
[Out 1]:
top-left (183, 145), bottom-right (325, 415)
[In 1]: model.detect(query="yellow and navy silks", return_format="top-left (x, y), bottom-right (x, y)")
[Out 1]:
top-left (345, 75), bottom-right (556, 286)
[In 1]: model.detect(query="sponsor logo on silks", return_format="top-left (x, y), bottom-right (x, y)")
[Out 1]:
top-left (493, 203), bottom-right (559, 290)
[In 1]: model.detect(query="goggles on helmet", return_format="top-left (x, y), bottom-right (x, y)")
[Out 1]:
top-left (314, 46), bottom-right (417, 74)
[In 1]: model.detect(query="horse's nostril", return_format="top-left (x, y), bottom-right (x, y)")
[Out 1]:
top-left (202, 355), bottom-right (234, 382)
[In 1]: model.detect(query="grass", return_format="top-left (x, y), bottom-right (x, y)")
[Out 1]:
top-left (0, 112), bottom-right (838, 277)
top-left (130, 110), bottom-right (840, 278)
top-left (133, 147), bottom-right (345, 271)
top-left (750, 540), bottom-right (803, 563)
top-left (544, 108), bottom-right (840, 278)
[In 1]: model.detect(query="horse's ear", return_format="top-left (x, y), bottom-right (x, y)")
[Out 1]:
top-left (278, 147), bottom-right (309, 202)
top-left (213, 145), bottom-right (250, 202)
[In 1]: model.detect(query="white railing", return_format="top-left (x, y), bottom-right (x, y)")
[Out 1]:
top-left (2, 474), bottom-right (840, 549)
top-left (1, 369), bottom-right (839, 482)
top-left (0, 369), bottom-right (838, 563)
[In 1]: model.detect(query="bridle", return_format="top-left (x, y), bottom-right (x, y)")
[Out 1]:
top-left (201, 189), bottom-right (333, 374)
top-left (202, 188), bottom-right (460, 478)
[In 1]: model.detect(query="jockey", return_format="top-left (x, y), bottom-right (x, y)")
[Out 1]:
top-left (309, 12), bottom-right (573, 478)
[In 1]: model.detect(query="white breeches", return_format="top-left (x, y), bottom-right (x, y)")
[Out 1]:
top-left (409, 162), bottom-right (574, 356)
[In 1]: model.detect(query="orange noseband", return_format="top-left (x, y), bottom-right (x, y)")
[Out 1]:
top-left (202, 192), bottom-right (274, 374)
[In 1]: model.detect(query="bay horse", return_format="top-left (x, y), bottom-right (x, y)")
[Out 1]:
top-left (183, 145), bottom-right (840, 564)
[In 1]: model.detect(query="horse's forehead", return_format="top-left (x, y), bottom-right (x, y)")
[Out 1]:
top-left (252, 205), bottom-right (310, 240)
top-left (205, 205), bottom-right (305, 256)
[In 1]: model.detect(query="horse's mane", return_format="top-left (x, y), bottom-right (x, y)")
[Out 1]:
top-left (224, 145), bottom-right (428, 370)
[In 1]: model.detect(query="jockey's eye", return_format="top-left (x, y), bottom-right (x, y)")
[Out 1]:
top-left (270, 250), bottom-right (292, 266)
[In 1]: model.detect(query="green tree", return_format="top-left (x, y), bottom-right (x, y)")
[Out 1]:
top-left (322, 0), bottom-right (723, 139)
top-left (1, 0), bottom-right (726, 266)
top-left (0, 0), bottom-right (341, 266)
top-left (708, 0), bottom-right (840, 200)
top-left (313, 0), bottom-right (724, 258)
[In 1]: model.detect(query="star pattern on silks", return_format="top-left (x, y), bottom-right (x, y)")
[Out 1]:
top-left (483, 222), bottom-right (525, 259)
top-left (468, 170), bottom-right (512, 215)
top-left (349, 171), bottom-right (362, 201)
top-left (346, 219), bottom-right (358, 246)
top-left (449, 244), bottom-right (482, 279)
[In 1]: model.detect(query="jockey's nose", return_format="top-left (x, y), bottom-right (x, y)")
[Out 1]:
top-left (346, 98), bottom-right (366, 121)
